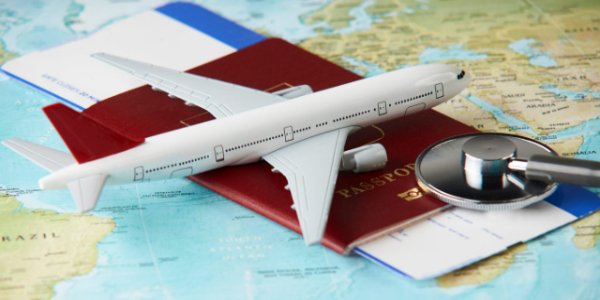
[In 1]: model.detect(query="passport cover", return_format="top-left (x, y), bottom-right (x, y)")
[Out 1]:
top-left (44, 38), bottom-right (476, 254)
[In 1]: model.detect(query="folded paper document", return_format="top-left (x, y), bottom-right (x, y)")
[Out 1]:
top-left (1, 2), bottom-right (262, 111)
top-left (356, 184), bottom-right (600, 279)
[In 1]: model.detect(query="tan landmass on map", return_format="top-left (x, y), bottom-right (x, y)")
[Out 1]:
top-left (0, 42), bottom-right (16, 64)
top-left (299, 0), bottom-right (600, 137)
top-left (571, 211), bottom-right (600, 249)
top-left (545, 135), bottom-right (584, 157)
top-left (303, 0), bottom-right (364, 30)
top-left (436, 243), bottom-right (528, 288)
top-left (0, 194), bottom-right (115, 300)
top-left (434, 95), bottom-right (503, 133)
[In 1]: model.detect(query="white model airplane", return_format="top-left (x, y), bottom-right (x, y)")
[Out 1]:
top-left (3, 53), bottom-right (469, 245)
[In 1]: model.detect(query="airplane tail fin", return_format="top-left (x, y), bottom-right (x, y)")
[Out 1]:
top-left (43, 103), bottom-right (144, 163)
top-left (2, 138), bottom-right (75, 172)
top-left (2, 138), bottom-right (107, 212)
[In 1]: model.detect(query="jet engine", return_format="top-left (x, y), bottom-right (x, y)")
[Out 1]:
top-left (271, 85), bottom-right (313, 99)
top-left (340, 143), bottom-right (388, 173)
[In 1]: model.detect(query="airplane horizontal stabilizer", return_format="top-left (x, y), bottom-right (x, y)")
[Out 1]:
top-left (67, 174), bottom-right (108, 212)
top-left (2, 138), bottom-right (75, 172)
top-left (43, 103), bottom-right (144, 163)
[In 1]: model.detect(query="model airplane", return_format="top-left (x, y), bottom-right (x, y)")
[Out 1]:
top-left (3, 53), bottom-right (469, 245)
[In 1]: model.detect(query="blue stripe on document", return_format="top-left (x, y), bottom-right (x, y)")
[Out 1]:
top-left (0, 69), bottom-right (85, 111)
top-left (156, 2), bottom-right (265, 50)
top-left (546, 184), bottom-right (600, 218)
top-left (353, 248), bottom-right (413, 279)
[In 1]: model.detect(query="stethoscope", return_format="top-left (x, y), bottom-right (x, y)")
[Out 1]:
top-left (415, 133), bottom-right (600, 211)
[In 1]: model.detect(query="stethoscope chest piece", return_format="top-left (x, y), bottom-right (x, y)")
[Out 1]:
top-left (415, 133), bottom-right (557, 211)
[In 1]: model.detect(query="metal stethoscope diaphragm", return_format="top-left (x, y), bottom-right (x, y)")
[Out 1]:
top-left (415, 133), bottom-right (600, 211)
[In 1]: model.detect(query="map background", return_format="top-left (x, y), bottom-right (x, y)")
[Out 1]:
top-left (0, 0), bottom-right (599, 299)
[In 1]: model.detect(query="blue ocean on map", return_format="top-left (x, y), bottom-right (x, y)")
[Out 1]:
top-left (418, 44), bottom-right (487, 64)
top-left (542, 84), bottom-right (600, 101)
top-left (210, 0), bottom-right (379, 41)
top-left (541, 116), bottom-right (600, 162)
top-left (338, 0), bottom-right (376, 34)
top-left (402, 1), bottom-right (429, 14)
top-left (403, 7), bottom-right (416, 14)
top-left (465, 95), bottom-right (537, 136)
top-left (465, 93), bottom-right (600, 163)
top-left (509, 38), bottom-right (558, 67)
top-left (201, 0), bottom-right (329, 43)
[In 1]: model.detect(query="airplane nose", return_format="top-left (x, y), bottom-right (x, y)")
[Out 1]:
top-left (457, 70), bottom-right (470, 89)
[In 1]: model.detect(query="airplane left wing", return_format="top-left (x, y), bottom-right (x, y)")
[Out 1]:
top-left (263, 127), bottom-right (356, 245)
top-left (92, 53), bottom-right (285, 118)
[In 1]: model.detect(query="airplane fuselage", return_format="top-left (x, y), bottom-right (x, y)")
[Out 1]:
top-left (40, 64), bottom-right (469, 189)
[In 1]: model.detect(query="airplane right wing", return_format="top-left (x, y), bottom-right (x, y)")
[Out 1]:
top-left (263, 127), bottom-right (355, 245)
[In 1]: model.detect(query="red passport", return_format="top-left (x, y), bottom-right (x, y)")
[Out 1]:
top-left (44, 38), bottom-right (476, 254)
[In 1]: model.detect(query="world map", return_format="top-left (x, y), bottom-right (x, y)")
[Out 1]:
top-left (0, 0), bottom-right (599, 299)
